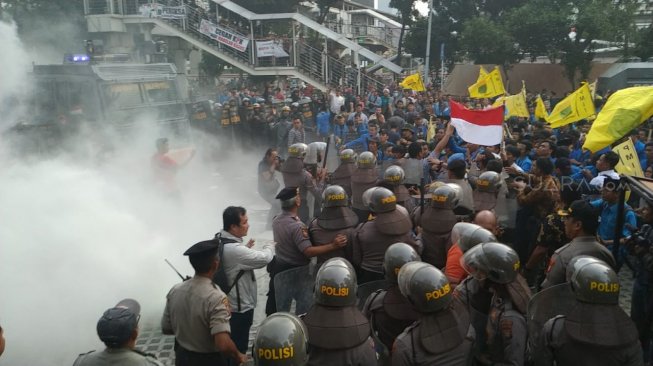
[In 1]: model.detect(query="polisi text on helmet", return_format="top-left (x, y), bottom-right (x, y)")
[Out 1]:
top-left (327, 193), bottom-right (346, 201)
top-left (425, 283), bottom-right (451, 301)
top-left (590, 281), bottom-right (619, 293)
top-left (258, 347), bottom-right (295, 360)
top-left (321, 285), bottom-right (350, 297)
top-left (381, 195), bottom-right (397, 204)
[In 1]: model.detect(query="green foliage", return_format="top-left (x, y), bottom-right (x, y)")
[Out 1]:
top-left (199, 51), bottom-right (227, 80)
top-left (633, 26), bottom-right (653, 61)
top-left (232, 0), bottom-right (302, 13)
top-left (403, 14), bottom-right (460, 71)
top-left (389, 0), bottom-right (418, 62)
top-left (315, 0), bottom-right (338, 24)
top-left (459, 16), bottom-right (519, 65)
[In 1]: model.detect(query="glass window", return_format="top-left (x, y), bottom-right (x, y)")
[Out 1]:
top-left (143, 81), bottom-right (178, 103)
top-left (101, 83), bottom-right (143, 109)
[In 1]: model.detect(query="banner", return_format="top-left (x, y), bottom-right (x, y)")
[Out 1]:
top-left (583, 86), bottom-right (653, 152)
top-left (256, 40), bottom-right (289, 58)
top-left (535, 95), bottom-right (548, 121)
top-left (547, 82), bottom-right (595, 128)
top-left (139, 4), bottom-right (187, 19)
top-left (613, 139), bottom-right (644, 177)
top-left (199, 19), bottom-right (250, 52)
top-left (399, 73), bottom-right (426, 92)
top-left (468, 66), bottom-right (505, 99)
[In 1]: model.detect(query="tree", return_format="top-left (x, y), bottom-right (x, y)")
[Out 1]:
top-left (390, 0), bottom-right (418, 63)
top-left (199, 51), bottom-right (227, 81)
top-left (633, 25), bottom-right (653, 61)
top-left (458, 16), bottom-right (520, 65)
top-left (315, 0), bottom-right (338, 24)
top-left (232, 0), bottom-right (302, 14)
top-left (403, 14), bottom-right (460, 73)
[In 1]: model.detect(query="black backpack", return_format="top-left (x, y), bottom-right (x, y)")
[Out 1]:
top-left (212, 234), bottom-right (246, 296)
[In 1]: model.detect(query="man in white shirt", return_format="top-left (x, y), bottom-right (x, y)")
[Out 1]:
top-left (586, 151), bottom-right (620, 189)
top-left (216, 206), bottom-right (274, 355)
top-left (329, 89), bottom-right (345, 117)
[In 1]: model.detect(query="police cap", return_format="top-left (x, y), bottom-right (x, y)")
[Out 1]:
top-left (96, 299), bottom-right (141, 348)
top-left (276, 187), bottom-right (298, 201)
top-left (183, 240), bottom-right (219, 256)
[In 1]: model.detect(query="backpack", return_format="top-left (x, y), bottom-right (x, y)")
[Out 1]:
top-left (212, 234), bottom-right (246, 296)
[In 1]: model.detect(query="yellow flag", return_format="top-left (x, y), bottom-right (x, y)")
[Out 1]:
top-left (589, 80), bottom-right (597, 100)
top-left (492, 85), bottom-right (528, 118)
top-left (547, 82), bottom-right (595, 128)
top-left (399, 73), bottom-right (426, 92)
top-left (583, 86), bottom-right (653, 152)
top-left (535, 95), bottom-right (548, 121)
top-left (478, 66), bottom-right (488, 80)
top-left (613, 139), bottom-right (644, 177)
top-left (468, 66), bottom-right (505, 99)
top-left (426, 118), bottom-right (436, 142)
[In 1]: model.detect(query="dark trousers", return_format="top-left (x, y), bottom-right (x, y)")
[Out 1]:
top-left (229, 310), bottom-right (254, 354)
top-left (175, 342), bottom-right (226, 366)
top-left (358, 267), bottom-right (385, 284)
top-left (265, 257), bottom-right (300, 315)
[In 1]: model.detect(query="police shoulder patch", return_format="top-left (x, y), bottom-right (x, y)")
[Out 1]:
top-left (500, 318), bottom-right (513, 339)
top-left (222, 297), bottom-right (232, 314)
top-left (301, 226), bottom-right (309, 239)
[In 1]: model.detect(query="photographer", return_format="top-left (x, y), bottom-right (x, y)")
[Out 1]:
top-left (629, 201), bottom-right (653, 363)
top-left (258, 148), bottom-right (282, 229)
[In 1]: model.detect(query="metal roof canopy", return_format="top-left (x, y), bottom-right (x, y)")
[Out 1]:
top-left (212, 0), bottom-right (403, 74)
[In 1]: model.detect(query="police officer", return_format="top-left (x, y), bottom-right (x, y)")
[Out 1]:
top-left (472, 171), bottom-right (502, 212)
top-left (537, 259), bottom-right (643, 366)
top-left (251, 103), bottom-right (266, 145)
top-left (266, 187), bottom-right (347, 315)
top-left (353, 187), bottom-right (419, 283)
top-left (412, 184), bottom-right (460, 269)
top-left (458, 242), bottom-right (531, 366)
top-left (302, 258), bottom-right (377, 366)
top-left (253, 313), bottom-right (309, 366)
top-left (161, 240), bottom-right (246, 366)
top-left (308, 185), bottom-right (358, 265)
top-left (362, 243), bottom-right (421, 362)
top-left (239, 97), bottom-right (254, 144)
top-left (382, 165), bottom-right (416, 213)
top-left (74, 299), bottom-right (163, 366)
top-left (275, 106), bottom-right (293, 158)
top-left (351, 151), bottom-right (379, 223)
top-left (393, 262), bottom-right (474, 366)
top-left (330, 149), bottom-right (357, 198)
top-left (541, 199), bottom-right (616, 289)
top-left (281, 143), bottom-right (321, 224)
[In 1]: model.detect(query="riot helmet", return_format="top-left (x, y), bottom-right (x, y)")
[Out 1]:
top-left (288, 143), bottom-right (308, 158)
top-left (340, 149), bottom-right (357, 163)
top-left (322, 185), bottom-right (349, 208)
top-left (314, 257), bottom-right (357, 307)
top-left (362, 187), bottom-right (377, 210)
top-left (356, 151), bottom-right (376, 169)
top-left (282, 106), bottom-right (291, 112)
top-left (430, 184), bottom-right (460, 209)
top-left (568, 258), bottom-right (619, 305)
top-left (368, 187), bottom-right (397, 213)
top-left (383, 165), bottom-right (405, 186)
top-left (451, 223), bottom-right (497, 252)
top-left (253, 312), bottom-right (309, 366)
top-left (565, 255), bottom-right (605, 283)
top-left (476, 171), bottom-right (501, 193)
top-left (460, 242), bottom-right (520, 284)
top-left (398, 262), bottom-right (452, 313)
top-left (383, 243), bottom-right (421, 283)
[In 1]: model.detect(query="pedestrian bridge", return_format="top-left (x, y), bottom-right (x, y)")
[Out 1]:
top-left (83, 0), bottom-right (403, 91)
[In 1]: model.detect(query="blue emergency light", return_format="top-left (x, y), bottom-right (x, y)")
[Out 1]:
top-left (63, 53), bottom-right (91, 64)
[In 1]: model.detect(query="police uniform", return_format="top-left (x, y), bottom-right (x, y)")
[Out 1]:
top-left (412, 206), bottom-right (457, 269)
top-left (161, 241), bottom-right (232, 366)
top-left (351, 165), bottom-right (379, 224)
top-left (73, 349), bottom-right (162, 366)
top-left (308, 205), bottom-right (358, 265)
top-left (265, 188), bottom-right (315, 315)
top-left (482, 286), bottom-right (529, 366)
top-left (542, 236), bottom-right (616, 289)
top-left (281, 156), bottom-right (320, 224)
top-left (302, 258), bottom-right (377, 366)
top-left (330, 161), bottom-right (356, 198)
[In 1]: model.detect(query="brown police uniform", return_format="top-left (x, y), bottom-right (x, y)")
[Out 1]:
top-left (539, 308), bottom-right (643, 366)
top-left (308, 217), bottom-right (356, 266)
top-left (412, 206), bottom-right (457, 269)
top-left (330, 161), bottom-right (356, 198)
top-left (351, 166), bottom-right (379, 222)
top-left (161, 276), bottom-right (231, 366)
top-left (392, 300), bottom-right (474, 366)
top-left (303, 306), bottom-right (377, 366)
top-left (541, 236), bottom-right (616, 289)
top-left (265, 210), bottom-right (313, 315)
top-left (352, 206), bottom-right (418, 283)
top-left (393, 184), bottom-right (416, 213)
top-left (362, 285), bottom-right (420, 356)
top-left (482, 289), bottom-right (528, 366)
top-left (281, 157), bottom-right (320, 223)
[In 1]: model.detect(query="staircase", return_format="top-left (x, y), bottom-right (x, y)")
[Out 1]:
top-left (84, 0), bottom-right (400, 91)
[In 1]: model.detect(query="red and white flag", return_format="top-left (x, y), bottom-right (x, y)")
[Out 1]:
top-left (450, 100), bottom-right (504, 146)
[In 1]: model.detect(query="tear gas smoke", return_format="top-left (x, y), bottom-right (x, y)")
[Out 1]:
top-left (0, 20), bottom-right (30, 129)
top-left (0, 20), bottom-right (273, 366)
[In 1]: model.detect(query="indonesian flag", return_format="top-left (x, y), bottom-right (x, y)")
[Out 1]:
top-left (450, 100), bottom-right (504, 146)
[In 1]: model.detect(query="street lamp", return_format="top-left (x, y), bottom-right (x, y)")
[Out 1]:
top-left (424, 0), bottom-right (434, 85)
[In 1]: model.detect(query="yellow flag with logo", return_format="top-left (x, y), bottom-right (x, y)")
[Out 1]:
top-left (478, 66), bottom-right (488, 80)
top-left (547, 82), bottom-right (595, 128)
top-left (492, 89), bottom-right (529, 119)
top-left (583, 86), bottom-right (653, 153)
top-left (613, 139), bottom-right (644, 177)
top-left (468, 66), bottom-right (505, 99)
top-left (399, 73), bottom-right (426, 92)
top-left (535, 95), bottom-right (548, 121)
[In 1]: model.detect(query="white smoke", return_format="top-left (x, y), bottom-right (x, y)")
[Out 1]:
top-left (0, 20), bottom-right (30, 129)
